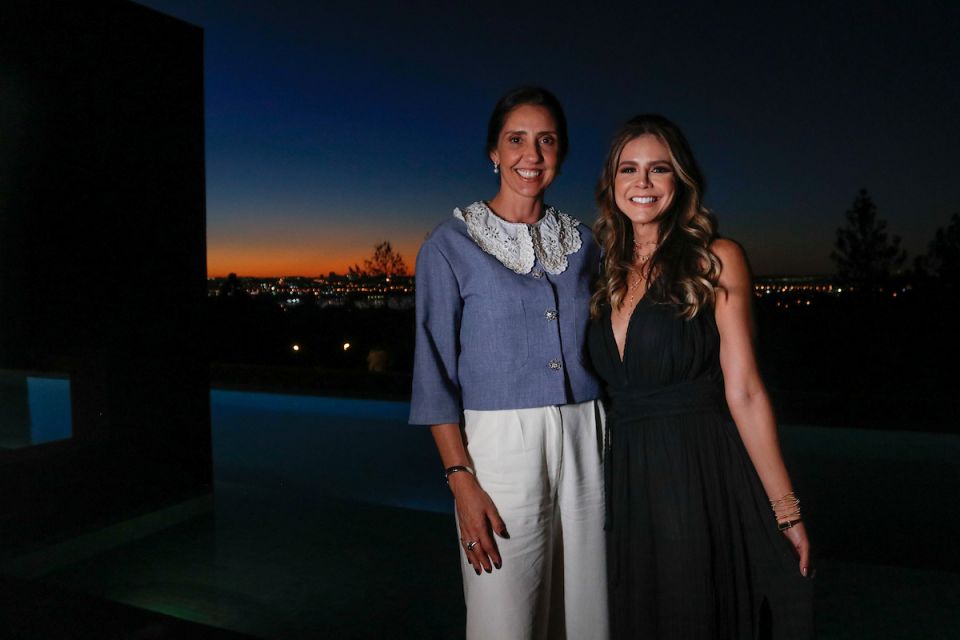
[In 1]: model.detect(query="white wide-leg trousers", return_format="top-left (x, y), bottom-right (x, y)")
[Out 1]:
top-left (459, 400), bottom-right (609, 640)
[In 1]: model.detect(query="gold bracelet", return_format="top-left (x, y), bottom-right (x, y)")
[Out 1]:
top-left (770, 492), bottom-right (801, 525)
top-left (775, 509), bottom-right (802, 522)
top-left (769, 492), bottom-right (799, 507)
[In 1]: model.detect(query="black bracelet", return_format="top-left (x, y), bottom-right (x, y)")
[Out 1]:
top-left (444, 465), bottom-right (475, 482)
top-left (778, 518), bottom-right (803, 531)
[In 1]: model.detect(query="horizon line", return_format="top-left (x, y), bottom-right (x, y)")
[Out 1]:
top-left (206, 271), bottom-right (835, 280)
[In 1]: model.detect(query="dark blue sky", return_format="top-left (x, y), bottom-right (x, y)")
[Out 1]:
top-left (140, 0), bottom-right (959, 275)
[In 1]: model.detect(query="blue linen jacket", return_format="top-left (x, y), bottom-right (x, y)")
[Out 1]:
top-left (409, 210), bottom-right (603, 425)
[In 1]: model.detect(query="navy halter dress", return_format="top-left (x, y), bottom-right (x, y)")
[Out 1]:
top-left (588, 297), bottom-right (814, 639)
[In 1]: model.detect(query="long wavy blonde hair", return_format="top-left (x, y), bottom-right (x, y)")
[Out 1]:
top-left (590, 114), bottom-right (721, 319)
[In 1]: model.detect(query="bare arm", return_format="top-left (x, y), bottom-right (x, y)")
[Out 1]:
top-left (712, 238), bottom-right (811, 576)
top-left (431, 422), bottom-right (507, 574)
top-left (411, 239), bottom-right (506, 574)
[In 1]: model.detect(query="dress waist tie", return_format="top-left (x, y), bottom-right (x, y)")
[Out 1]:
top-left (603, 378), bottom-right (726, 586)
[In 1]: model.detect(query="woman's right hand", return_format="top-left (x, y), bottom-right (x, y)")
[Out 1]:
top-left (449, 472), bottom-right (508, 574)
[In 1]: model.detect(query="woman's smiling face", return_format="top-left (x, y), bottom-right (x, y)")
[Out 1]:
top-left (489, 104), bottom-right (560, 200)
top-left (614, 134), bottom-right (676, 227)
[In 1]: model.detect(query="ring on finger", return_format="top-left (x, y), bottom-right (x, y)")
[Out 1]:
top-left (465, 539), bottom-right (479, 551)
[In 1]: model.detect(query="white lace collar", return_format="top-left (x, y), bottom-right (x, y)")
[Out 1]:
top-left (453, 201), bottom-right (582, 275)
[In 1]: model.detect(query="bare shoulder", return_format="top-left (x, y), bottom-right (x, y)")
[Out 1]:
top-left (710, 237), bottom-right (747, 267)
top-left (709, 238), bottom-right (752, 291)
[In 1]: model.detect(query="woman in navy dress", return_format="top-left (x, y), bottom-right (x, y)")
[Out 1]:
top-left (587, 114), bottom-right (814, 639)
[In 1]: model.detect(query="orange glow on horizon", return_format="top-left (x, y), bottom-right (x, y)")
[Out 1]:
top-left (206, 239), bottom-right (422, 278)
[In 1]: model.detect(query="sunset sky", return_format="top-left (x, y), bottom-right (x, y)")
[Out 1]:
top-left (139, 1), bottom-right (959, 277)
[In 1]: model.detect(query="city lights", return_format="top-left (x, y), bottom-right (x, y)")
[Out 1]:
top-left (208, 274), bottom-right (907, 316)
top-left (207, 274), bottom-right (415, 309)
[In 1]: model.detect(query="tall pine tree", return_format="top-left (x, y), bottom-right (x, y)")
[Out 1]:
top-left (924, 212), bottom-right (960, 286)
top-left (831, 189), bottom-right (906, 287)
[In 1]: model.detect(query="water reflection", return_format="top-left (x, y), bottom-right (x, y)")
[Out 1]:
top-left (0, 371), bottom-right (72, 448)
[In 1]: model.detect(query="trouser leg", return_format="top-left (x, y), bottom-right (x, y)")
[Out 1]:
top-left (557, 400), bottom-right (609, 640)
top-left (460, 408), bottom-right (560, 640)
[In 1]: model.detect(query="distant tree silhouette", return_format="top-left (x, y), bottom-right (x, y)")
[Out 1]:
top-left (219, 272), bottom-right (247, 298)
top-left (919, 212), bottom-right (960, 286)
top-left (361, 241), bottom-right (408, 278)
top-left (831, 189), bottom-right (906, 287)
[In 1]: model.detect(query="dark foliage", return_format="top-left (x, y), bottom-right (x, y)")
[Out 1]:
top-left (349, 241), bottom-right (408, 278)
top-left (831, 189), bottom-right (906, 287)
top-left (921, 212), bottom-right (960, 285)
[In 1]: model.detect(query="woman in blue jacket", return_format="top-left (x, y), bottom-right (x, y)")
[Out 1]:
top-left (409, 87), bottom-right (608, 640)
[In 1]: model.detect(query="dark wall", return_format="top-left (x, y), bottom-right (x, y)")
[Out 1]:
top-left (0, 0), bottom-right (209, 546)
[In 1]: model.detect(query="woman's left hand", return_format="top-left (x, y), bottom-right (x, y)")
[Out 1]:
top-left (782, 521), bottom-right (811, 577)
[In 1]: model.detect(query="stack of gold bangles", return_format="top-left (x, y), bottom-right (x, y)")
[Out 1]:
top-left (770, 492), bottom-right (802, 531)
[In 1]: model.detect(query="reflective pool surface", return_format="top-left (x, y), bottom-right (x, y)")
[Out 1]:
top-left (9, 387), bottom-right (959, 639)
top-left (211, 389), bottom-right (451, 513)
top-left (0, 373), bottom-right (72, 448)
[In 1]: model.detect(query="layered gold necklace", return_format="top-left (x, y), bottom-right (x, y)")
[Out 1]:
top-left (633, 239), bottom-right (658, 264)
top-left (625, 240), bottom-right (658, 309)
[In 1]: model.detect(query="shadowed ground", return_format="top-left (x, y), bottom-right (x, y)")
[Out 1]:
top-left (6, 391), bottom-right (958, 639)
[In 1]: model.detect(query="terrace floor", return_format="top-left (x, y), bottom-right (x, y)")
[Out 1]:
top-left (3, 390), bottom-right (959, 639)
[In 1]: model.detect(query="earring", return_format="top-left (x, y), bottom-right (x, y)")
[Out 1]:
top-left (492, 162), bottom-right (499, 174)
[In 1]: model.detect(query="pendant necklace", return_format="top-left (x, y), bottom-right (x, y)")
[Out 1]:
top-left (633, 239), bottom-right (658, 264)
top-left (626, 241), bottom-right (657, 311)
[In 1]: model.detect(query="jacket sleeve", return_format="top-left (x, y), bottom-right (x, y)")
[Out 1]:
top-left (408, 239), bottom-right (463, 425)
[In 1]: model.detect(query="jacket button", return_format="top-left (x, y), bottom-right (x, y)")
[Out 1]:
top-left (548, 359), bottom-right (562, 370)
top-left (544, 309), bottom-right (558, 320)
